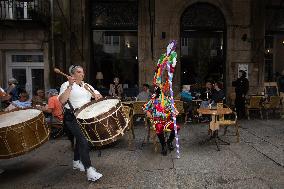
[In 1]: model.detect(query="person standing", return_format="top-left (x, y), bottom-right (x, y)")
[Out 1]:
top-left (109, 77), bottom-right (123, 98)
top-left (278, 70), bottom-right (284, 96)
top-left (58, 65), bottom-right (103, 182)
top-left (232, 70), bottom-right (249, 119)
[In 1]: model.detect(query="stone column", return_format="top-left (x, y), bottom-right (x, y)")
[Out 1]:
top-left (250, 0), bottom-right (265, 89)
top-left (43, 42), bottom-right (50, 90)
top-left (138, 0), bottom-right (154, 87)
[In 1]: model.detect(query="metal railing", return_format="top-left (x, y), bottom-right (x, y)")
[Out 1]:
top-left (0, 0), bottom-right (50, 21)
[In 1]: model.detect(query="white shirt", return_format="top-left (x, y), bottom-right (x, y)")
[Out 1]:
top-left (59, 81), bottom-right (100, 109)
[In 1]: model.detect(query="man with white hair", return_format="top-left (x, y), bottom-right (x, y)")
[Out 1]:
top-left (40, 89), bottom-right (63, 124)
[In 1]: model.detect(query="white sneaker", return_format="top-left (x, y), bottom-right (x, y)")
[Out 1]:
top-left (73, 160), bottom-right (85, 172)
top-left (87, 167), bottom-right (103, 182)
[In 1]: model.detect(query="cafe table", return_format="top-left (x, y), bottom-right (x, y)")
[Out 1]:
top-left (197, 107), bottom-right (232, 151)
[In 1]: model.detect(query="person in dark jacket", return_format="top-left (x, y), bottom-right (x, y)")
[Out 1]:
top-left (278, 70), bottom-right (284, 94)
top-left (212, 82), bottom-right (225, 104)
top-left (232, 70), bottom-right (249, 119)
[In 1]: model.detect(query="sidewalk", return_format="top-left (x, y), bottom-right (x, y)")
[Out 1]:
top-left (0, 119), bottom-right (283, 189)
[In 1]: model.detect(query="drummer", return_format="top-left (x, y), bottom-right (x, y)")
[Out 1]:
top-left (58, 64), bottom-right (103, 182)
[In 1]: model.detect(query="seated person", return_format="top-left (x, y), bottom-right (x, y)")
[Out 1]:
top-left (4, 90), bottom-right (31, 111)
top-left (180, 85), bottom-right (193, 123)
top-left (212, 82), bottom-right (225, 105)
top-left (32, 89), bottom-right (47, 106)
top-left (199, 81), bottom-right (213, 122)
top-left (200, 81), bottom-right (213, 108)
top-left (144, 86), bottom-right (180, 156)
top-left (5, 78), bottom-right (20, 101)
top-left (180, 85), bottom-right (193, 102)
top-left (109, 77), bottom-right (123, 98)
top-left (0, 86), bottom-right (5, 95)
top-left (136, 84), bottom-right (151, 101)
top-left (39, 89), bottom-right (63, 124)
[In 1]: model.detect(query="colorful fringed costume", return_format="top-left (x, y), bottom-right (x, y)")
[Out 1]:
top-left (143, 41), bottom-right (180, 156)
top-left (144, 91), bottom-right (180, 135)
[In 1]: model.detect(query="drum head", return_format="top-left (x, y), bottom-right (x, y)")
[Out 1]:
top-left (0, 108), bottom-right (49, 159)
top-left (0, 109), bottom-right (41, 128)
top-left (76, 98), bottom-right (120, 119)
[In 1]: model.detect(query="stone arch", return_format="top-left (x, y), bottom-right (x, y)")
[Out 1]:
top-left (168, 0), bottom-right (233, 89)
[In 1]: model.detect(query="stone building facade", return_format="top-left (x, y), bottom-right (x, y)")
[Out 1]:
top-left (0, 0), bottom-right (283, 100)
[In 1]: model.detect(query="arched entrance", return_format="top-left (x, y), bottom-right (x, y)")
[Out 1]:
top-left (180, 3), bottom-right (226, 86)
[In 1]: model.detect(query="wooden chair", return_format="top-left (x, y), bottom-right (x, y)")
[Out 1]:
top-left (228, 92), bottom-right (236, 107)
top-left (218, 104), bottom-right (240, 143)
top-left (280, 93), bottom-right (284, 118)
top-left (143, 118), bottom-right (174, 153)
top-left (263, 96), bottom-right (281, 119)
top-left (48, 122), bottom-right (64, 139)
top-left (174, 100), bottom-right (185, 122)
top-left (122, 105), bottom-right (135, 149)
top-left (264, 82), bottom-right (279, 97)
top-left (132, 101), bottom-right (146, 119)
top-left (143, 118), bottom-right (159, 152)
top-left (245, 96), bottom-right (263, 120)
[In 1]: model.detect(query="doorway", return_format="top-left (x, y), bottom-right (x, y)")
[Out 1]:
top-left (6, 52), bottom-right (44, 97)
top-left (180, 3), bottom-right (226, 86)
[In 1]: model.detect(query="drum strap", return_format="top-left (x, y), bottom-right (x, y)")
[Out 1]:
top-left (67, 100), bottom-right (76, 115)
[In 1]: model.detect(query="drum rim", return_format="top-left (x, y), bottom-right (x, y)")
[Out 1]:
top-left (0, 108), bottom-right (42, 128)
top-left (75, 97), bottom-right (120, 118)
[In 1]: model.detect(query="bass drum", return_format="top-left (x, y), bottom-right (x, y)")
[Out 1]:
top-left (0, 109), bottom-right (49, 159)
top-left (75, 98), bottom-right (129, 146)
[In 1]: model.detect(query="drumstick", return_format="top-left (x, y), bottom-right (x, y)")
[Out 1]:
top-left (54, 68), bottom-right (69, 78)
top-left (54, 67), bottom-right (98, 98)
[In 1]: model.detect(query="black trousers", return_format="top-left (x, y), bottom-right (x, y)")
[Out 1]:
top-left (235, 96), bottom-right (246, 119)
top-left (64, 109), bottom-right (91, 169)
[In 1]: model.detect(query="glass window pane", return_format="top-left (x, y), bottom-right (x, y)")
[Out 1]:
top-left (93, 31), bottom-right (138, 89)
top-left (31, 69), bottom-right (44, 94)
top-left (12, 55), bottom-right (43, 62)
top-left (113, 36), bottom-right (120, 46)
top-left (12, 68), bottom-right (26, 89)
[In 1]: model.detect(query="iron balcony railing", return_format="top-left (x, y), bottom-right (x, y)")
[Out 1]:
top-left (0, 0), bottom-right (50, 21)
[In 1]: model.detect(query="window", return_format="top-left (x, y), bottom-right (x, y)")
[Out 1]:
top-left (104, 35), bottom-right (112, 45)
top-left (181, 38), bottom-right (188, 46)
top-left (113, 36), bottom-right (120, 46)
top-left (104, 35), bottom-right (120, 46)
top-left (12, 55), bottom-right (44, 62)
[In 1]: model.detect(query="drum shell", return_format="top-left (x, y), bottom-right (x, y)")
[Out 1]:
top-left (0, 110), bottom-right (49, 159)
top-left (76, 98), bottom-right (128, 146)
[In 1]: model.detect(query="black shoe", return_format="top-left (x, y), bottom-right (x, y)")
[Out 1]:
top-left (161, 146), bottom-right (167, 156)
top-left (167, 142), bottom-right (174, 151)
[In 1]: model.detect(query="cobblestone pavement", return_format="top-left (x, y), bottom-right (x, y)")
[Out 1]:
top-left (0, 119), bottom-right (283, 189)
